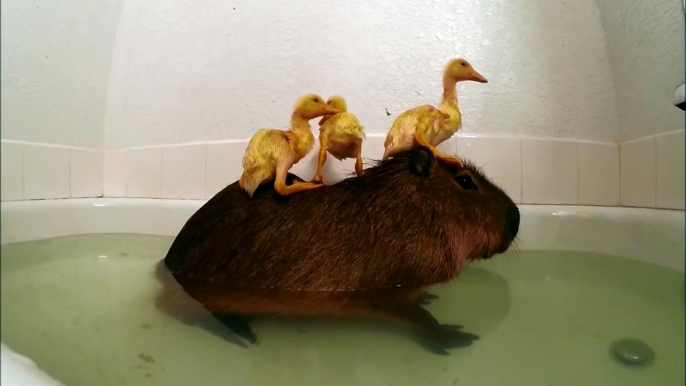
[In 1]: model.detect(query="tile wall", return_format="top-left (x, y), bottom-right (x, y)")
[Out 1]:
top-left (1, 141), bottom-right (103, 202)
top-left (2, 131), bottom-right (684, 210)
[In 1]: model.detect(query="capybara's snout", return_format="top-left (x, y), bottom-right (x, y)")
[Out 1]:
top-left (506, 204), bottom-right (520, 239)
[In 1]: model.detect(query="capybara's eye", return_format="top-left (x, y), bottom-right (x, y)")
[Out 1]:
top-left (455, 175), bottom-right (478, 191)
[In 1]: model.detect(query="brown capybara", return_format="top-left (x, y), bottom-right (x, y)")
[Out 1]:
top-left (156, 146), bottom-right (519, 355)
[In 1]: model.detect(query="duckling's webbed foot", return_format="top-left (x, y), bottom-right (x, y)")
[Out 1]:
top-left (212, 313), bottom-right (258, 345)
top-left (275, 181), bottom-right (323, 196)
top-left (275, 159), bottom-right (325, 195)
top-left (412, 131), bottom-right (464, 169)
top-left (354, 152), bottom-right (364, 176)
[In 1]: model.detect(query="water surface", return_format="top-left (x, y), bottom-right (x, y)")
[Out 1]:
top-left (1, 234), bottom-right (683, 386)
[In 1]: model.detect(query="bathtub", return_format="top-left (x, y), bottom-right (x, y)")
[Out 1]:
top-left (1, 198), bottom-right (684, 386)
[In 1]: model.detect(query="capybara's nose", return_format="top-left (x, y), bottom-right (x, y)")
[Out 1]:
top-left (506, 205), bottom-right (520, 238)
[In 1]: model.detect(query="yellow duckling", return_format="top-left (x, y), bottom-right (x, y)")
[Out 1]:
top-left (311, 96), bottom-right (366, 183)
top-left (382, 58), bottom-right (487, 167)
top-left (239, 94), bottom-right (340, 197)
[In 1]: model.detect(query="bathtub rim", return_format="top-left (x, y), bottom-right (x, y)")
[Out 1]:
top-left (1, 198), bottom-right (684, 271)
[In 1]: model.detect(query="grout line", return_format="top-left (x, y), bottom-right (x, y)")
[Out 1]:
top-left (20, 144), bottom-right (25, 201)
top-left (124, 150), bottom-right (130, 198)
top-left (617, 144), bottom-right (624, 206)
top-left (106, 134), bottom-right (620, 152)
top-left (621, 129), bottom-right (686, 144)
top-left (158, 147), bottom-right (164, 199)
top-left (575, 142), bottom-right (580, 205)
top-left (204, 144), bottom-right (209, 200)
top-left (519, 138), bottom-right (524, 204)
top-left (618, 142), bottom-right (624, 206)
top-left (68, 149), bottom-right (73, 199)
top-left (653, 137), bottom-right (658, 208)
top-left (0, 139), bottom-right (101, 152)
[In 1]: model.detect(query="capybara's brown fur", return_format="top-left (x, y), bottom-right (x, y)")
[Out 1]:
top-left (157, 146), bottom-right (519, 354)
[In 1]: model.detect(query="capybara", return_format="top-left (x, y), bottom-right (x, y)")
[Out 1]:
top-left (156, 146), bottom-right (519, 355)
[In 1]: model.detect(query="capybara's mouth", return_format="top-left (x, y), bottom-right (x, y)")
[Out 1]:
top-left (482, 234), bottom-right (517, 260)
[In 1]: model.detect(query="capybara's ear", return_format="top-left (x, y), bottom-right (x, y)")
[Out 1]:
top-left (409, 146), bottom-right (433, 177)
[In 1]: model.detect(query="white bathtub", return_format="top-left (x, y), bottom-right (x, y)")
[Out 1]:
top-left (2, 198), bottom-right (684, 270)
top-left (1, 198), bottom-right (684, 386)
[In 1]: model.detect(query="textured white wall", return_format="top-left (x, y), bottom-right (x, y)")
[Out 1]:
top-left (1, 0), bottom-right (124, 149)
top-left (595, 0), bottom-right (685, 142)
top-left (103, 0), bottom-right (618, 150)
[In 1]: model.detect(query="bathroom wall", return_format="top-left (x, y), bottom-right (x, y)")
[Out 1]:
top-left (595, 0), bottom-right (685, 209)
top-left (595, 0), bottom-right (685, 142)
top-left (102, 0), bottom-right (618, 149)
top-left (1, 0), bottom-right (683, 211)
top-left (1, 0), bottom-right (124, 201)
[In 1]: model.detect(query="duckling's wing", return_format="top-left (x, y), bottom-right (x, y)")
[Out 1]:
top-left (242, 130), bottom-right (292, 174)
top-left (383, 105), bottom-right (437, 158)
top-left (322, 113), bottom-right (365, 141)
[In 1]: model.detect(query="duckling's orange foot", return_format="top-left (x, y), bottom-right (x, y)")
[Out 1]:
top-left (310, 174), bottom-right (324, 184)
top-left (437, 154), bottom-right (465, 169)
top-left (274, 181), bottom-right (324, 196)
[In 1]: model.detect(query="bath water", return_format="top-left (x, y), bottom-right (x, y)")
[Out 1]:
top-left (1, 234), bottom-right (683, 386)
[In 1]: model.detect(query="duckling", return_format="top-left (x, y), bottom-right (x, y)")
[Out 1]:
top-left (239, 94), bottom-right (340, 197)
top-left (311, 96), bottom-right (366, 183)
top-left (382, 58), bottom-right (487, 167)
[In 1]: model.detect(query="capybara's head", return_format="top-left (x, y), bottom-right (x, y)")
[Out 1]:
top-left (388, 147), bottom-right (519, 260)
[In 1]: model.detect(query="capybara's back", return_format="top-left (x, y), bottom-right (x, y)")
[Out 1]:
top-left (158, 146), bottom-right (519, 354)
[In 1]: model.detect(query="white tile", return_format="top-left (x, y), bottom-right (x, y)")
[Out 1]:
top-left (23, 145), bottom-right (70, 200)
top-left (103, 150), bottom-right (128, 197)
top-left (126, 148), bottom-right (162, 198)
top-left (578, 143), bottom-right (619, 206)
top-left (522, 139), bottom-right (578, 205)
top-left (1, 142), bottom-right (24, 201)
top-left (289, 144), bottom-right (320, 183)
top-left (206, 142), bottom-right (246, 198)
top-left (457, 137), bottom-right (522, 203)
top-left (620, 138), bottom-right (656, 208)
top-left (436, 136), bottom-right (458, 157)
top-left (359, 135), bottom-right (385, 167)
top-left (70, 150), bottom-right (103, 198)
top-left (308, 144), bottom-right (350, 185)
top-left (313, 135), bottom-right (381, 185)
top-left (656, 131), bottom-right (685, 210)
top-left (162, 145), bottom-right (206, 199)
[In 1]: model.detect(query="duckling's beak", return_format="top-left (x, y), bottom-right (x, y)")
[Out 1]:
top-left (323, 106), bottom-right (341, 115)
top-left (470, 70), bottom-right (488, 83)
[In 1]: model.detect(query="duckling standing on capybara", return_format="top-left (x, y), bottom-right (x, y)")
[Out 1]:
top-left (156, 146), bottom-right (519, 355)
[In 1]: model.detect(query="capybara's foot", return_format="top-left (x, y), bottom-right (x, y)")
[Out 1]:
top-left (420, 324), bottom-right (479, 355)
top-left (415, 291), bottom-right (439, 306)
top-left (212, 313), bottom-right (257, 345)
top-left (381, 299), bottom-right (477, 355)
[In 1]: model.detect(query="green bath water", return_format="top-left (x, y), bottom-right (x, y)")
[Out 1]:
top-left (1, 234), bottom-right (684, 386)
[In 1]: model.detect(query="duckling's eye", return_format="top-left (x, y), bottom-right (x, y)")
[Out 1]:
top-left (455, 175), bottom-right (478, 190)
top-left (313, 98), bottom-right (320, 103)
top-left (460, 62), bottom-right (467, 67)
